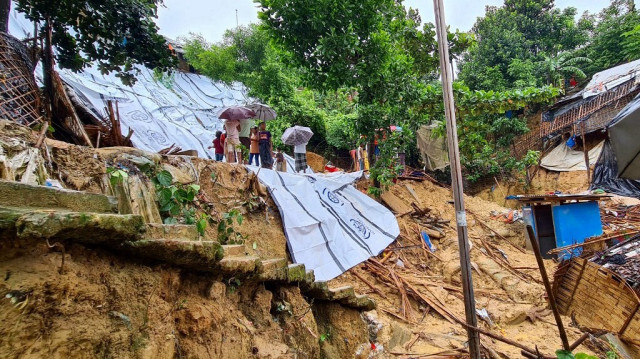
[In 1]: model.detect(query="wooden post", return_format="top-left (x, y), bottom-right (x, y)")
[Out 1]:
top-left (526, 225), bottom-right (571, 351)
top-left (432, 1), bottom-right (481, 358)
top-left (581, 121), bottom-right (590, 183)
top-left (42, 17), bottom-right (54, 120)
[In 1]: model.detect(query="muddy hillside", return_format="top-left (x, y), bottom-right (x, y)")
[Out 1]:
top-left (0, 120), bottom-right (620, 358)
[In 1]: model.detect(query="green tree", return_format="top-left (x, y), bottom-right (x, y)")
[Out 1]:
top-left (459, 0), bottom-right (591, 90)
top-left (183, 26), bottom-right (328, 149)
top-left (576, 0), bottom-right (639, 76)
top-left (14, 0), bottom-right (176, 85)
top-left (538, 52), bottom-right (592, 88)
top-left (622, 24), bottom-right (640, 61)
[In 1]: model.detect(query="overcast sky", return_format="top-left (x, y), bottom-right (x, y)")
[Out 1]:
top-left (157, 0), bottom-right (628, 43)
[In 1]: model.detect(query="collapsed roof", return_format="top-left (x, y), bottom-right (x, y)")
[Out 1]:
top-left (541, 59), bottom-right (640, 139)
top-left (8, 8), bottom-right (250, 159)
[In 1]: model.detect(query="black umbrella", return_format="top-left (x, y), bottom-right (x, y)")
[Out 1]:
top-left (608, 93), bottom-right (640, 179)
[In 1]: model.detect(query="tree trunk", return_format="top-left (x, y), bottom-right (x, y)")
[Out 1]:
top-left (0, 0), bottom-right (10, 33)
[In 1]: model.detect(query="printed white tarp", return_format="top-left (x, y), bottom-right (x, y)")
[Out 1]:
top-left (253, 169), bottom-right (399, 281)
top-left (60, 67), bottom-right (248, 159)
top-left (541, 140), bottom-right (605, 172)
top-left (9, 8), bottom-right (248, 160)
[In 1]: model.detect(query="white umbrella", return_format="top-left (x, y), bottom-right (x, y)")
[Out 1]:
top-left (281, 126), bottom-right (314, 146)
top-left (247, 103), bottom-right (277, 122)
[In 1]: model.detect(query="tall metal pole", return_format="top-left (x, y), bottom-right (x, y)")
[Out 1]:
top-left (432, 1), bottom-right (481, 357)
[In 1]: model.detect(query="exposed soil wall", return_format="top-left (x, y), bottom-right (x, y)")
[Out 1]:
top-left (0, 239), bottom-right (367, 359)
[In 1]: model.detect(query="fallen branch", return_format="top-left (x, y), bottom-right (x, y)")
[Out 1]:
top-left (548, 229), bottom-right (640, 255)
top-left (35, 120), bottom-right (49, 148)
top-left (390, 347), bottom-right (468, 358)
top-left (351, 269), bottom-right (389, 300)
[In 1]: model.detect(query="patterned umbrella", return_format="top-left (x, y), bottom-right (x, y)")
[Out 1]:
top-left (247, 103), bottom-right (277, 121)
top-left (218, 106), bottom-right (256, 121)
top-left (281, 126), bottom-right (314, 146)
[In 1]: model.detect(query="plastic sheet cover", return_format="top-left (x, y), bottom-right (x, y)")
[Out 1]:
top-left (8, 7), bottom-right (248, 160)
top-left (540, 140), bottom-right (604, 172)
top-left (608, 93), bottom-right (640, 179)
top-left (60, 67), bottom-right (248, 159)
top-left (253, 169), bottom-right (399, 281)
top-left (590, 140), bottom-right (640, 198)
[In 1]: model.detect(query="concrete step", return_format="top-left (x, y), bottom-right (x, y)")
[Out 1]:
top-left (0, 180), bottom-right (118, 213)
top-left (260, 257), bottom-right (287, 273)
top-left (146, 223), bottom-right (199, 241)
top-left (339, 294), bottom-right (376, 311)
top-left (0, 206), bottom-right (144, 244)
top-left (125, 239), bottom-right (223, 271)
top-left (222, 244), bottom-right (246, 257)
top-left (324, 286), bottom-right (356, 301)
top-left (218, 255), bottom-right (261, 274)
top-left (286, 263), bottom-right (308, 282)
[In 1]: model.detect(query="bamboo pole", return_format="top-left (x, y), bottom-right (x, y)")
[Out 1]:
top-left (432, 1), bottom-right (480, 357)
top-left (526, 225), bottom-right (570, 351)
top-left (581, 121), bottom-right (590, 183)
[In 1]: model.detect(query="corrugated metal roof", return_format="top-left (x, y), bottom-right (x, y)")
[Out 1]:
top-left (583, 59), bottom-right (640, 99)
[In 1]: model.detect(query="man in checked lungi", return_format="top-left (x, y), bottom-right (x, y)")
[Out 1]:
top-left (294, 140), bottom-right (308, 173)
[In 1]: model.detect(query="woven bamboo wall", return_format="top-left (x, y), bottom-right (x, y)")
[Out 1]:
top-left (554, 258), bottom-right (640, 345)
top-left (0, 32), bottom-right (40, 126)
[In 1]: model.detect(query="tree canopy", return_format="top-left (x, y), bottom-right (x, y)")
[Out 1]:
top-left (185, 3), bottom-right (559, 187)
top-left (458, 0), bottom-right (592, 91)
top-left (14, 0), bottom-right (176, 84)
top-left (575, 0), bottom-right (640, 77)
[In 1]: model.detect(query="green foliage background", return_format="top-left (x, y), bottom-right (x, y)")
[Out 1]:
top-left (179, 0), bottom-right (639, 187)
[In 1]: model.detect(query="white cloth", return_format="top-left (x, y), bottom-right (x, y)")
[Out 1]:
top-left (252, 169), bottom-right (398, 281)
top-left (541, 140), bottom-right (605, 172)
top-left (294, 143), bottom-right (307, 154)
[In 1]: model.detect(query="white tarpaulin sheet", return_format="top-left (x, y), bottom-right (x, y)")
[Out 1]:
top-left (541, 140), bottom-right (605, 172)
top-left (254, 169), bottom-right (399, 281)
top-left (60, 67), bottom-right (248, 159)
top-left (8, 9), bottom-right (248, 160)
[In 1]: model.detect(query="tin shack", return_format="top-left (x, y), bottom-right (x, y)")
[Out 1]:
top-left (515, 194), bottom-right (609, 259)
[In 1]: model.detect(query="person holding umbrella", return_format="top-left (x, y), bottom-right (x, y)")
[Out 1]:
top-left (281, 125), bottom-right (314, 173)
top-left (218, 106), bottom-right (256, 164)
top-left (224, 119), bottom-right (242, 163)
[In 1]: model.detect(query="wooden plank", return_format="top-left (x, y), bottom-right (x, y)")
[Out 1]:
top-left (381, 191), bottom-right (412, 214)
top-left (404, 183), bottom-right (421, 204)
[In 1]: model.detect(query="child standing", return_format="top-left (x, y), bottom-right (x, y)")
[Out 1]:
top-left (275, 152), bottom-right (287, 172)
top-left (258, 122), bottom-right (274, 169)
top-left (249, 126), bottom-right (260, 166)
top-left (208, 131), bottom-right (225, 161)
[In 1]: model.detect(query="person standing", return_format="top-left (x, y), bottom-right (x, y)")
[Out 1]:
top-left (258, 122), bottom-right (274, 169)
top-left (294, 140), bottom-right (308, 173)
top-left (357, 143), bottom-right (365, 171)
top-left (249, 126), bottom-right (260, 166)
top-left (208, 131), bottom-right (225, 161)
top-left (224, 119), bottom-right (242, 164)
top-left (239, 119), bottom-right (254, 161)
top-left (275, 152), bottom-right (287, 172)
